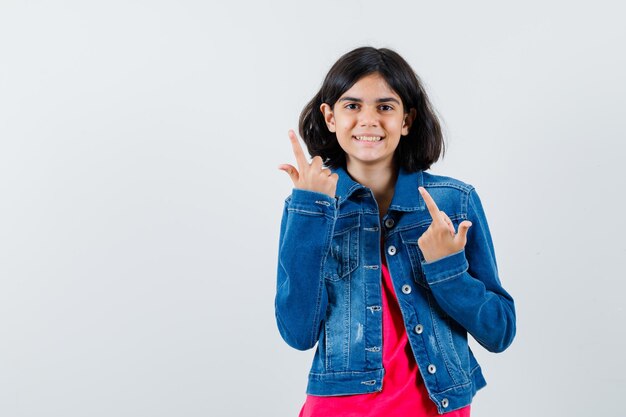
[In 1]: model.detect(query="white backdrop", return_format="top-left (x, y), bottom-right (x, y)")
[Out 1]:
top-left (1, 1), bottom-right (625, 416)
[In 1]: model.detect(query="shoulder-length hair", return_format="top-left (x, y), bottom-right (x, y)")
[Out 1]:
top-left (298, 46), bottom-right (445, 172)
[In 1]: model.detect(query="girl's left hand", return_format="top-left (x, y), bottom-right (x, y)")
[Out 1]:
top-left (417, 186), bottom-right (473, 263)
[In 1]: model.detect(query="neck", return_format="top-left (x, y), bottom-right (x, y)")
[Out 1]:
top-left (346, 159), bottom-right (398, 216)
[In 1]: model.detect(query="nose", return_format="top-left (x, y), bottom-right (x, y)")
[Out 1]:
top-left (358, 105), bottom-right (379, 127)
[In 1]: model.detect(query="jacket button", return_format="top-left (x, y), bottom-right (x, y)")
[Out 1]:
top-left (387, 245), bottom-right (397, 256)
top-left (401, 284), bottom-right (411, 294)
top-left (442, 398), bottom-right (449, 408)
top-left (414, 324), bottom-right (423, 334)
top-left (384, 218), bottom-right (395, 229)
top-left (428, 364), bottom-right (437, 374)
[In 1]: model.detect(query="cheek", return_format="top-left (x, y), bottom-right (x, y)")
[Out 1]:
top-left (335, 125), bottom-right (354, 140)
top-left (336, 120), bottom-right (353, 131)
top-left (336, 135), bottom-right (352, 151)
top-left (391, 118), bottom-right (405, 131)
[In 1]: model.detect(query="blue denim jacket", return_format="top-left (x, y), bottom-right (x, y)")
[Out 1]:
top-left (274, 165), bottom-right (516, 414)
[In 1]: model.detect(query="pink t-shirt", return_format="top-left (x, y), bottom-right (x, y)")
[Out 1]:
top-left (298, 254), bottom-right (471, 417)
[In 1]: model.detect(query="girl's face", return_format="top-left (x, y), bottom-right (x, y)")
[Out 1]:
top-left (320, 72), bottom-right (416, 171)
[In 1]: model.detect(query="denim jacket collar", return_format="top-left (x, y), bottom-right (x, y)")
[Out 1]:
top-left (331, 165), bottom-right (426, 212)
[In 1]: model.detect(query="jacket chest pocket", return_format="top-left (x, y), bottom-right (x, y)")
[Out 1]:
top-left (400, 217), bottom-right (462, 289)
top-left (401, 238), bottom-right (429, 289)
top-left (323, 215), bottom-right (360, 281)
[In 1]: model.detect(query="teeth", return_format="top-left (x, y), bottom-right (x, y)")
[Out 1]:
top-left (355, 136), bottom-right (382, 142)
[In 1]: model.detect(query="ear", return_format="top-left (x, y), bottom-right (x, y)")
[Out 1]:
top-left (402, 108), bottom-right (417, 136)
top-left (320, 103), bottom-right (336, 133)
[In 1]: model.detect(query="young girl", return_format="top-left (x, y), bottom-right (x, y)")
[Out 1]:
top-left (275, 46), bottom-right (516, 416)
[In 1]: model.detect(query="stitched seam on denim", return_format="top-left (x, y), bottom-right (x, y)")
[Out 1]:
top-left (431, 380), bottom-right (472, 395)
top-left (346, 183), bottom-right (364, 195)
top-left (390, 214), bottom-right (464, 238)
top-left (309, 370), bottom-right (383, 376)
top-left (444, 316), bottom-right (468, 383)
top-left (388, 180), bottom-right (469, 214)
top-left (328, 223), bottom-right (360, 279)
top-left (427, 264), bottom-right (468, 285)
top-left (463, 187), bottom-right (473, 221)
top-left (411, 303), bottom-right (437, 388)
top-left (423, 181), bottom-right (473, 193)
top-left (333, 208), bottom-right (394, 217)
top-left (345, 274), bottom-right (351, 369)
top-left (403, 241), bottom-right (429, 290)
top-left (336, 209), bottom-right (362, 217)
top-left (427, 293), bottom-right (459, 386)
top-left (469, 364), bottom-right (480, 375)
top-left (333, 218), bottom-right (360, 239)
top-left (364, 270), bottom-right (369, 366)
top-left (336, 184), bottom-right (366, 205)
top-left (276, 259), bottom-right (288, 292)
top-left (306, 388), bottom-right (381, 396)
top-left (315, 200), bottom-right (331, 206)
top-left (325, 322), bottom-right (330, 370)
top-left (387, 205), bottom-right (421, 212)
top-left (313, 212), bottom-right (336, 351)
top-left (286, 208), bottom-right (323, 215)
top-left (286, 208), bottom-right (334, 220)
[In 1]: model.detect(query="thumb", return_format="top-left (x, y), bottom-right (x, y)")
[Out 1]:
top-left (278, 164), bottom-right (299, 185)
top-left (455, 220), bottom-right (472, 244)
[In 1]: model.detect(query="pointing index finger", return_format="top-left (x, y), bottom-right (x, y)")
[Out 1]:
top-left (418, 186), bottom-right (443, 224)
top-left (288, 129), bottom-right (308, 173)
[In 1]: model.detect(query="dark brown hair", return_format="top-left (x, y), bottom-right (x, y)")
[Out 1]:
top-left (298, 46), bottom-right (445, 171)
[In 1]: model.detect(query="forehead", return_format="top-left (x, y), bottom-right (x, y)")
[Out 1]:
top-left (340, 73), bottom-right (399, 99)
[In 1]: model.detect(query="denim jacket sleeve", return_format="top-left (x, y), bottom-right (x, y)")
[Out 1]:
top-left (274, 188), bottom-right (337, 351)
top-left (420, 187), bottom-right (516, 353)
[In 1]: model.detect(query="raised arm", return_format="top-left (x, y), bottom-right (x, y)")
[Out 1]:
top-left (418, 186), bottom-right (516, 353)
top-left (274, 130), bottom-right (339, 351)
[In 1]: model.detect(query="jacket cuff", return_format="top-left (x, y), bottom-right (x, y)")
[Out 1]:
top-left (421, 248), bottom-right (469, 285)
top-left (288, 188), bottom-right (337, 215)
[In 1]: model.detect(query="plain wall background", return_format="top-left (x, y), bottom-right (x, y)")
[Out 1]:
top-left (1, 1), bottom-right (625, 416)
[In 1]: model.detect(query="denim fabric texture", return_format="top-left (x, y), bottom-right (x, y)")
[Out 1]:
top-left (274, 165), bottom-right (516, 414)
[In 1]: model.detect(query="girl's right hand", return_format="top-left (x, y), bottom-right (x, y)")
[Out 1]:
top-left (278, 129), bottom-right (339, 199)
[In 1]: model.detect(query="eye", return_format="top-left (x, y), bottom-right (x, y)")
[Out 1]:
top-left (345, 103), bottom-right (359, 110)
top-left (380, 105), bottom-right (394, 111)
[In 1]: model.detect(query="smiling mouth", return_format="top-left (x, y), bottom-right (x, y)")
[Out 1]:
top-left (352, 135), bottom-right (384, 142)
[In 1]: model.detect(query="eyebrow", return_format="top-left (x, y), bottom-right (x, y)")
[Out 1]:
top-left (338, 96), bottom-right (401, 105)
